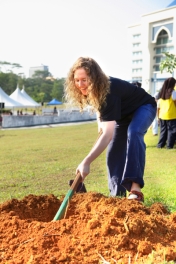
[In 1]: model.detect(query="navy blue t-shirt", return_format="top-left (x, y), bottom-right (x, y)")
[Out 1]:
top-left (100, 77), bottom-right (156, 122)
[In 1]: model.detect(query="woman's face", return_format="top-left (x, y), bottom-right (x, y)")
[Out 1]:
top-left (74, 68), bottom-right (89, 96)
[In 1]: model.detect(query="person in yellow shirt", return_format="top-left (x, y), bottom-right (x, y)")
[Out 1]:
top-left (157, 77), bottom-right (176, 149)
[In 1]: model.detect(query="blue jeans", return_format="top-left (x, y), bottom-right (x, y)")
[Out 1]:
top-left (106, 104), bottom-right (156, 196)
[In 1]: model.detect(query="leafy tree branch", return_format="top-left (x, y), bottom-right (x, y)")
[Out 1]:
top-left (160, 52), bottom-right (176, 74)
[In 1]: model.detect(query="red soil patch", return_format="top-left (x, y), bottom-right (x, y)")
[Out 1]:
top-left (0, 192), bottom-right (176, 264)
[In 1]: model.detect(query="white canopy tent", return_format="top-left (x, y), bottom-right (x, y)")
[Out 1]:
top-left (10, 85), bottom-right (38, 107)
top-left (0, 87), bottom-right (23, 108)
top-left (21, 86), bottom-right (40, 106)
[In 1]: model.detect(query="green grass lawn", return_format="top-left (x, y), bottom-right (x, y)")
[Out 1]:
top-left (0, 122), bottom-right (176, 212)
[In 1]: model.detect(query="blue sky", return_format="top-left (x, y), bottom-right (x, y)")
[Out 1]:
top-left (0, 0), bottom-right (173, 79)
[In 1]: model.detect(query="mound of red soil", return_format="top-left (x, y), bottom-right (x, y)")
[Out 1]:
top-left (0, 192), bottom-right (176, 264)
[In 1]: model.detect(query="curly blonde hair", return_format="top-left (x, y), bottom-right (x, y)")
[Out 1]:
top-left (64, 57), bottom-right (110, 112)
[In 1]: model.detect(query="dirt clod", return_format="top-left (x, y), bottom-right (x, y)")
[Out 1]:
top-left (0, 192), bottom-right (176, 264)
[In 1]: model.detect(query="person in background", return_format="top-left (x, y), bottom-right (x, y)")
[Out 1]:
top-left (64, 57), bottom-right (156, 202)
top-left (33, 110), bottom-right (36, 115)
top-left (151, 91), bottom-right (160, 136)
top-left (157, 77), bottom-right (176, 149)
top-left (53, 106), bottom-right (58, 115)
top-left (0, 114), bottom-right (2, 126)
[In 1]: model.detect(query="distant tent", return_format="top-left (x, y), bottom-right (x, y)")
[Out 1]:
top-left (10, 85), bottom-right (38, 107)
top-left (0, 86), bottom-right (23, 108)
top-left (21, 86), bottom-right (40, 106)
top-left (47, 98), bottom-right (62, 105)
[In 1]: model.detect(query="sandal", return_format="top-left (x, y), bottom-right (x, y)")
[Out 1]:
top-left (128, 190), bottom-right (144, 202)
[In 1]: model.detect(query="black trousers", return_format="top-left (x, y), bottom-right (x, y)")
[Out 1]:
top-left (157, 119), bottom-right (167, 148)
top-left (157, 119), bottom-right (176, 148)
top-left (167, 119), bottom-right (176, 148)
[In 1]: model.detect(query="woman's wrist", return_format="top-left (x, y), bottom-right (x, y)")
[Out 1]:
top-left (82, 156), bottom-right (92, 166)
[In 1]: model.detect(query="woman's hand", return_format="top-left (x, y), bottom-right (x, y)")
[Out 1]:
top-left (76, 160), bottom-right (90, 181)
top-left (76, 120), bottom-right (115, 180)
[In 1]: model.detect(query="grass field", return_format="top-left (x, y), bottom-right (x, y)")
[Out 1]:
top-left (0, 122), bottom-right (176, 212)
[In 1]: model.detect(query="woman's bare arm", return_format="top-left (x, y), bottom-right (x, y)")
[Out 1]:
top-left (76, 120), bottom-right (116, 179)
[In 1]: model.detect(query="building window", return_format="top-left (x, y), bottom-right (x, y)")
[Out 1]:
top-left (156, 38), bottom-right (162, 45)
top-left (156, 48), bottom-right (161, 54)
top-left (132, 68), bottom-right (142, 73)
top-left (133, 34), bottom-right (141, 39)
top-left (159, 29), bottom-right (166, 36)
top-left (155, 57), bottom-right (161, 63)
top-left (133, 43), bottom-right (141, 48)
top-left (153, 65), bottom-right (160, 71)
top-left (132, 59), bottom-right (143, 65)
top-left (155, 46), bottom-right (174, 54)
top-left (132, 51), bottom-right (142, 56)
top-left (154, 56), bottom-right (166, 64)
top-left (156, 37), bottom-right (171, 45)
top-left (153, 28), bottom-right (174, 75)
top-left (152, 24), bottom-right (173, 41)
top-left (163, 37), bottom-right (170, 44)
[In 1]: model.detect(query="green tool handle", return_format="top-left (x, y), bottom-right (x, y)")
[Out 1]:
top-left (53, 130), bottom-right (103, 221)
top-left (53, 172), bottom-right (82, 221)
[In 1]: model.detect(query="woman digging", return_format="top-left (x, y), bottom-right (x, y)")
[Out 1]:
top-left (64, 57), bottom-right (156, 202)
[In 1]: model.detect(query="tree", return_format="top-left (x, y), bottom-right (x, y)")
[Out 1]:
top-left (7, 72), bottom-right (18, 94)
top-left (160, 52), bottom-right (176, 74)
top-left (0, 61), bottom-right (11, 73)
top-left (33, 70), bottom-right (51, 79)
top-left (40, 82), bottom-right (53, 102)
top-left (0, 63), bottom-right (64, 103)
top-left (0, 72), bottom-right (17, 94)
top-left (25, 84), bottom-right (41, 102)
top-left (11, 63), bottom-right (22, 71)
top-left (51, 78), bottom-right (64, 101)
top-left (35, 92), bottom-right (45, 103)
top-left (0, 61), bottom-right (22, 73)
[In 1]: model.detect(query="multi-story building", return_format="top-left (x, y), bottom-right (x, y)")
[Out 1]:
top-left (29, 65), bottom-right (49, 78)
top-left (127, 0), bottom-right (176, 95)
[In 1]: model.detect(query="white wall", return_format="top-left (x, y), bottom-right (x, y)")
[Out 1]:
top-left (2, 110), bottom-right (96, 128)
